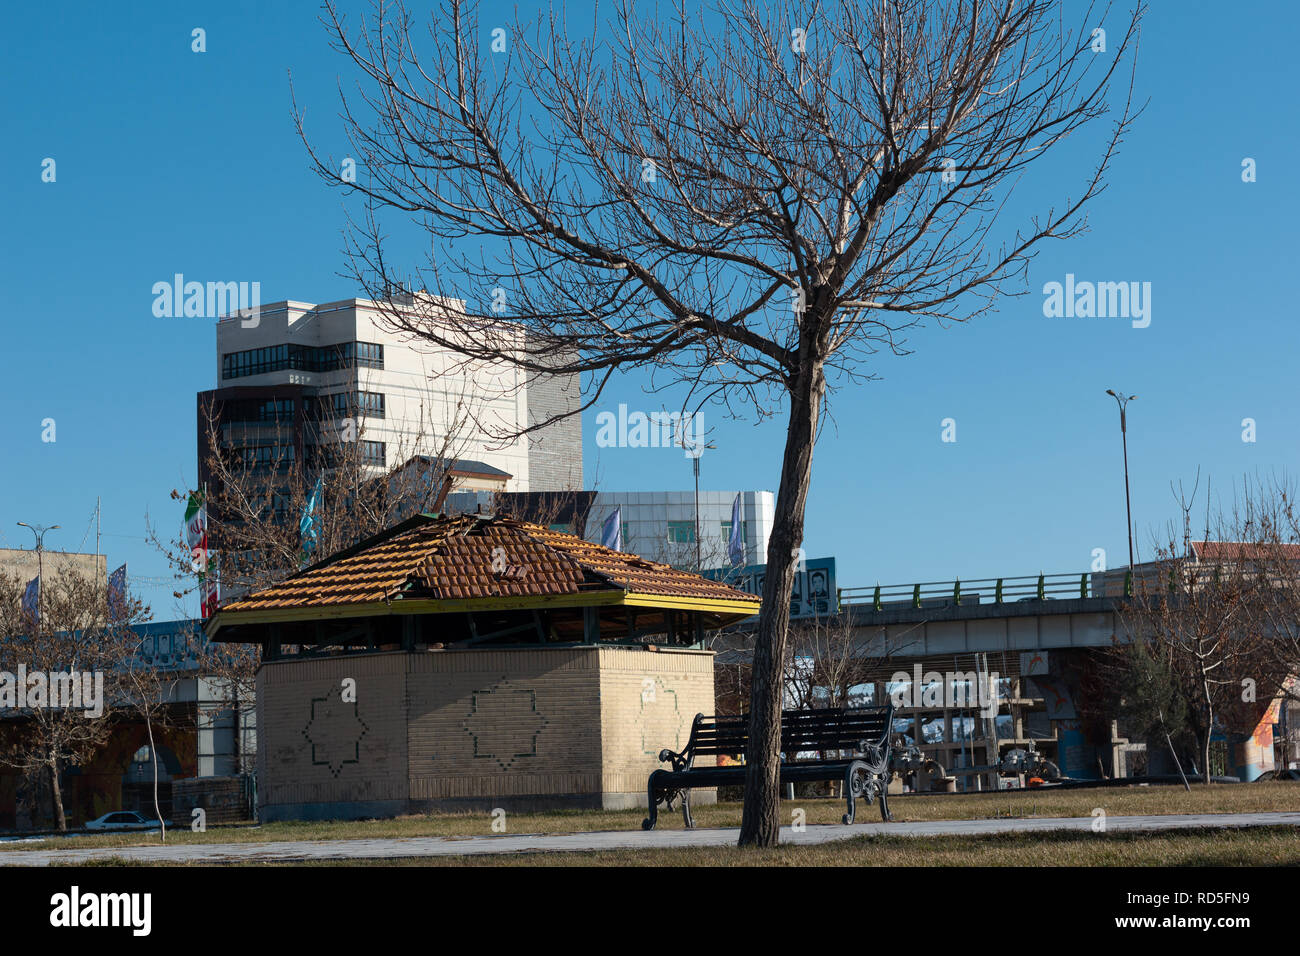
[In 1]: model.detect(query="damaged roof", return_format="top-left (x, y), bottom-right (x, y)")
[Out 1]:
top-left (207, 513), bottom-right (761, 633)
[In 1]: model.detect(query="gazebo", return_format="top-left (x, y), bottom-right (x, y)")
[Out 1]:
top-left (206, 514), bottom-right (760, 820)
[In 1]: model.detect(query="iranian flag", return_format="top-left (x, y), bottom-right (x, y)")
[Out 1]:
top-left (184, 491), bottom-right (217, 616)
top-left (184, 491), bottom-right (206, 571)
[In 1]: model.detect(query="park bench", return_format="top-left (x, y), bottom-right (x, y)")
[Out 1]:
top-left (642, 704), bottom-right (895, 830)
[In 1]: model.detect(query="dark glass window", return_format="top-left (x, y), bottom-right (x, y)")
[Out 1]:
top-left (303, 440), bottom-right (384, 468)
top-left (310, 391), bottom-right (385, 420)
top-left (220, 397), bottom-right (295, 423)
top-left (221, 341), bottom-right (385, 380)
top-left (227, 443), bottom-right (295, 471)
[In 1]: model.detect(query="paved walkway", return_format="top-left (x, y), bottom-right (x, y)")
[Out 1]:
top-left (3, 811), bottom-right (1297, 865)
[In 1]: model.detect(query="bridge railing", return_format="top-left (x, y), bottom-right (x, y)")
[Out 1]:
top-left (838, 570), bottom-right (1133, 611)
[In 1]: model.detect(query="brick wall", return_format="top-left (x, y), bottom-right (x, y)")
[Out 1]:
top-left (255, 645), bottom-right (715, 820)
top-left (597, 646), bottom-right (716, 807)
top-left (407, 647), bottom-right (603, 809)
top-left (257, 653), bottom-right (408, 820)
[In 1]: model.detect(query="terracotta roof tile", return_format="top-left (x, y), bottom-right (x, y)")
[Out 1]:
top-left (217, 514), bottom-right (760, 615)
top-left (1192, 541), bottom-right (1300, 562)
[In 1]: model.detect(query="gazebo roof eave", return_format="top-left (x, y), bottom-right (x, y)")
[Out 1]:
top-left (205, 588), bottom-right (761, 641)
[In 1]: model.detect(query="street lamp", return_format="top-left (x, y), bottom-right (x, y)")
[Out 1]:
top-left (675, 434), bottom-right (717, 571)
top-left (16, 522), bottom-right (60, 625)
top-left (1105, 391), bottom-right (1137, 569)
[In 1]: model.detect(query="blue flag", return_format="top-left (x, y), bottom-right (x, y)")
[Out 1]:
top-left (728, 493), bottom-right (745, 566)
top-left (300, 475), bottom-right (324, 567)
top-left (601, 507), bottom-right (622, 551)
top-left (21, 576), bottom-right (39, 625)
top-left (108, 564), bottom-right (127, 622)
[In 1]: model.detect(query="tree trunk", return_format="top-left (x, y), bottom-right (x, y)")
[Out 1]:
top-left (1199, 649), bottom-right (1215, 787)
top-left (48, 759), bottom-right (66, 832)
top-left (145, 713), bottom-right (167, 842)
top-left (739, 356), bottom-right (824, 848)
top-left (1202, 709), bottom-right (1214, 786)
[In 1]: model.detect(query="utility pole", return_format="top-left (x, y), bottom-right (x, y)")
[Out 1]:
top-left (677, 433), bottom-right (716, 571)
top-left (96, 497), bottom-right (103, 603)
top-left (693, 456), bottom-right (701, 570)
top-left (16, 522), bottom-right (60, 626)
top-left (1105, 390), bottom-right (1138, 569)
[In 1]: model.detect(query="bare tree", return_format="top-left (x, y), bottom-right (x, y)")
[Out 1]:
top-left (298, 0), bottom-right (1142, 844)
top-left (154, 375), bottom-right (481, 600)
top-left (1215, 476), bottom-right (1300, 718)
top-left (785, 610), bottom-right (875, 711)
top-left (142, 374), bottom-right (484, 773)
top-left (118, 646), bottom-right (180, 841)
top-left (0, 569), bottom-right (146, 831)
top-left (1117, 479), bottom-right (1275, 784)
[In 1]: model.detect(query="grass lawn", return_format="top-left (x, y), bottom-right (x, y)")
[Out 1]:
top-left (5, 781), bottom-right (1297, 855)
top-left (71, 826), bottom-right (1300, 867)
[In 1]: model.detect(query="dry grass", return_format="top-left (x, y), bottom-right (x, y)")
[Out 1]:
top-left (417, 826), bottom-right (1300, 867)
top-left (78, 826), bottom-right (1300, 868)
top-left (6, 781), bottom-right (1297, 855)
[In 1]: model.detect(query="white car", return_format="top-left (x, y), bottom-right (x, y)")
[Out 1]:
top-left (84, 811), bottom-right (170, 831)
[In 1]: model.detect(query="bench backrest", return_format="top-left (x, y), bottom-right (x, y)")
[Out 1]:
top-left (684, 705), bottom-right (893, 760)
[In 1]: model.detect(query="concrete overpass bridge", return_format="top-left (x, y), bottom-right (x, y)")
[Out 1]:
top-left (718, 569), bottom-right (1287, 782)
top-left (835, 571), bottom-right (1128, 659)
top-left (788, 571), bottom-right (1145, 782)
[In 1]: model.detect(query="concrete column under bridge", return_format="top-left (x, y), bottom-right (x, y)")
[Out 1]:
top-left (716, 596), bottom-right (1131, 785)
top-left (841, 595), bottom-right (1127, 783)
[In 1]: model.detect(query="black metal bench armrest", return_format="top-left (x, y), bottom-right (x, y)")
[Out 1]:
top-left (657, 747), bottom-right (691, 773)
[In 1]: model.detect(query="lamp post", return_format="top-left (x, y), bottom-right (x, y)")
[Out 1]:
top-left (679, 437), bottom-right (717, 571)
top-left (16, 522), bottom-right (60, 626)
top-left (1105, 391), bottom-right (1137, 569)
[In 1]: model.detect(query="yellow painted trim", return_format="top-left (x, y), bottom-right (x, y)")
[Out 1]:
top-left (622, 593), bottom-right (763, 614)
top-left (206, 588), bottom-right (760, 639)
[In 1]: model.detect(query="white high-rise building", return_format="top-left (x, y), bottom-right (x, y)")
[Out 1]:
top-left (197, 295), bottom-right (583, 491)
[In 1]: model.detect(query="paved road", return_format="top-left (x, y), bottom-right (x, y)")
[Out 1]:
top-left (2, 811), bottom-right (1297, 865)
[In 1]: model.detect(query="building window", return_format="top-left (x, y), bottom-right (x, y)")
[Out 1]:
top-left (667, 521), bottom-right (696, 544)
top-left (317, 391), bottom-right (385, 420)
top-left (220, 397), bottom-right (295, 423)
top-left (304, 444), bottom-right (331, 469)
top-left (221, 341), bottom-right (385, 380)
top-left (721, 520), bottom-right (748, 544)
top-left (228, 443), bottom-right (295, 471)
top-left (303, 439), bottom-right (385, 468)
top-left (270, 493), bottom-right (293, 525)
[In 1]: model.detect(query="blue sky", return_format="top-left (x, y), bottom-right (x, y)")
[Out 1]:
top-left (2, 1), bottom-right (1296, 618)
